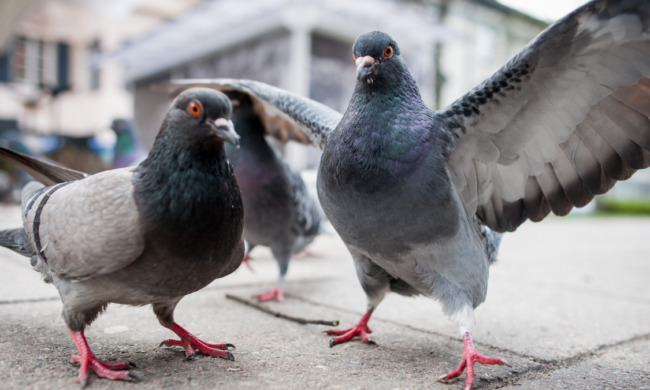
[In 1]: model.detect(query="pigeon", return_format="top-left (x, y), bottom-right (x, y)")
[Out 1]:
top-left (224, 91), bottom-right (322, 302)
top-left (170, 0), bottom-right (650, 388)
top-left (110, 118), bottom-right (147, 168)
top-left (0, 87), bottom-right (245, 386)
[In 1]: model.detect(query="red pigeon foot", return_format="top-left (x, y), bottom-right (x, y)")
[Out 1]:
top-left (255, 286), bottom-right (284, 302)
top-left (437, 332), bottom-right (510, 390)
top-left (68, 330), bottom-right (138, 387)
top-left (160, 322), bottom-right (235, 361)
top-left (324, 310), bottom-right (375, 347)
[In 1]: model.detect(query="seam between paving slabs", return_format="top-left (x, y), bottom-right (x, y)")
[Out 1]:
top-left (3, 290), bottom-right (648, 388)
top-left (280, 293), bottom-right (650, 388)
top-left (0, 296), bottom-right (59, 305)
top-left (486, 333), bottom-right (650, 389)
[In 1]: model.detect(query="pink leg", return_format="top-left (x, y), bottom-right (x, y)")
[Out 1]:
top-left (159, 322), bottom-right (235, 361)
top-left (437, 332), bottom-right (510, 390)
top-left (255, 286), bottom-right (284, 302)
top-left (324, 310), bottom-right (375, 347)
top-left (293, 247), bottom-right (320, 258)
top-left (68, 329), bottom-right (138, 387)
top-left (241, 253), bottom-right (255, 272)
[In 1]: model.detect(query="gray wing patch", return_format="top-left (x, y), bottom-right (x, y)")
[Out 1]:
top-left (168, 78), bottom-right (342, 149)
top-left (24, 168), bottom-right (145, 280)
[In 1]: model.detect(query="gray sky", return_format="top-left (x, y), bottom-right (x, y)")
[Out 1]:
top-left (498, 0), bottom-right (589, 22)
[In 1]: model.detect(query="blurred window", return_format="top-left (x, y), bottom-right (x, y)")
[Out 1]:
top-left (0, 51), bottom-right (9, 82)
top-left (475, 24), bottom-right (496, 65)
top-left (89, 40), bottom-right (101, 90)
top-left (3, 37), bottom-right (69, 93)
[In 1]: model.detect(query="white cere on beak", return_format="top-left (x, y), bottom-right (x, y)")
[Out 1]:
top-left (214, 118), bottom-right (232, 128)
top-left (356, 56), bottom-right (375, 72)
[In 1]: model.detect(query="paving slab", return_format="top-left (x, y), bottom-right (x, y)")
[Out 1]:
top-left (0, 203), bottom-right (648, 389)
top-left (499, 337), bottom-right (650, 390)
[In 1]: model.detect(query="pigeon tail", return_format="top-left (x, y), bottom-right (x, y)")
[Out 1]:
top-left (0, 146), bottom-right (87, 186)
top-left (0, 228), bottom-right (33, 257)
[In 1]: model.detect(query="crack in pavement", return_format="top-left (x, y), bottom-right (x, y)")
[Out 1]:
top-left (485, 333), bottom-right (650, 389)
top-left (275, 292), bottom-right (650, 389)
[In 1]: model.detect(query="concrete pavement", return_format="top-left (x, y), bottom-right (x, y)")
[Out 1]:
top-left (0, 202), bottom-right (648, 389)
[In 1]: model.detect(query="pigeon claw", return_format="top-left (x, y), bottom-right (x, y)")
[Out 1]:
top-left (437, 332), bottom-right (510, 390)
top-left (241, 253), bottom-right (255, 272)
top-left (163, 322), bottom-right (236, 361)
top-left (70, 354), bottom-right (136, 387)
top-left (255, 287), bottom-right (284, 302)
top-left (68, 329), bottom-right (137, 387)
top-left (324, 310), bottom-right (374, 347)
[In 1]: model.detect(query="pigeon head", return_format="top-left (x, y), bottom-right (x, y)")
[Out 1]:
top-left (110, 118), bottom-right (133, 136)
top-left (352, 31), bottom-right (405, 87)
top-left (167, 88), bottom-right (240, 148)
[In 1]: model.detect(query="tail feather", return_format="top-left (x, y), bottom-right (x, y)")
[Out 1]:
top-left (0, 228), bottom-right (34, 257)
top-left (0, 146), bottom-right (87, 186)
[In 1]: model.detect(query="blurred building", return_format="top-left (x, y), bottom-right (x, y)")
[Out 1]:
top-left (110, 0), bottom-right (546, 169)
top-left (2, 0), bottom-right (646, 205)
top-left (0, 0), bottom-right (547, 156)
top-left (0, 0), bottom-right (201, 145)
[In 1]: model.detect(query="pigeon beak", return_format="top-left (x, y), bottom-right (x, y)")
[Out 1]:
top-left (356, 56), bottom-right (375, 81)
top-left (211, 118), bottom-right (240, 148)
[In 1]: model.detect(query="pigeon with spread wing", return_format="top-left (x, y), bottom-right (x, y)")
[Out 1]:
top-left (171, 1), bottom-right (650, 388)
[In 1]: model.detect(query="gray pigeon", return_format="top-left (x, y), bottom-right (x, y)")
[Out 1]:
top-left (171, 0), bottom-right (650, 388)
top-left (225, 92), bottom-right (322, 302)
top-left (0, 88), bottom-right (244, 386)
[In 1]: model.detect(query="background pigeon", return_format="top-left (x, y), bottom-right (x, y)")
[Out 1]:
top-left (170, 1), bottom-right (650, 388)
top-left (110, 118), bottom-right (148, 168)
top-left (225, 92), bottom-right (322, 302)
top-left (0, 88), bottom-right (244, 386)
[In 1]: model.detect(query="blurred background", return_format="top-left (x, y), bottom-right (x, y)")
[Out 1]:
top-left (0, 0), bottom-right (648, 213)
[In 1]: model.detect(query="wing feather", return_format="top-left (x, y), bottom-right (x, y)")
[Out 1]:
top-left (168, 78), bottom-right (342, 149)
top-left (443, 0), bottom-right (650, 232)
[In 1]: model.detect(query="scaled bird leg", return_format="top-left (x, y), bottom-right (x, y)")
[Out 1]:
top-left (255, 286), bottom-right (284, 302)
top-left (159, 322), bottom-right (235, 361)
top-left (324, 309), bottom-right (375, 347)
top-left (437, 332), bottom-right (509, 390)
top-left (241, 252), bottom-right (255, 272)
top-left (68, 329), bottom-right (138, 387)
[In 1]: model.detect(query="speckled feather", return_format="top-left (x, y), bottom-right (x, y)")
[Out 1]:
top-left (444, 0), bottom-right (650, 232)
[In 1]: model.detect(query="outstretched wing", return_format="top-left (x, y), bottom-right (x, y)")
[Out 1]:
top-left (443, 0), bottom-right (650, 232)
top-left (170, 78), bottom-right (342, 149)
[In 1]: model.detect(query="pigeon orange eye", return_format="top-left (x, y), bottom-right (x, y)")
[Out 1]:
top-left (187, 101), bottom-right (202, 116)
top-left (353, 53), bottom-right (357, 61)
top-left (384, 45), bottom-right (393, 58)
